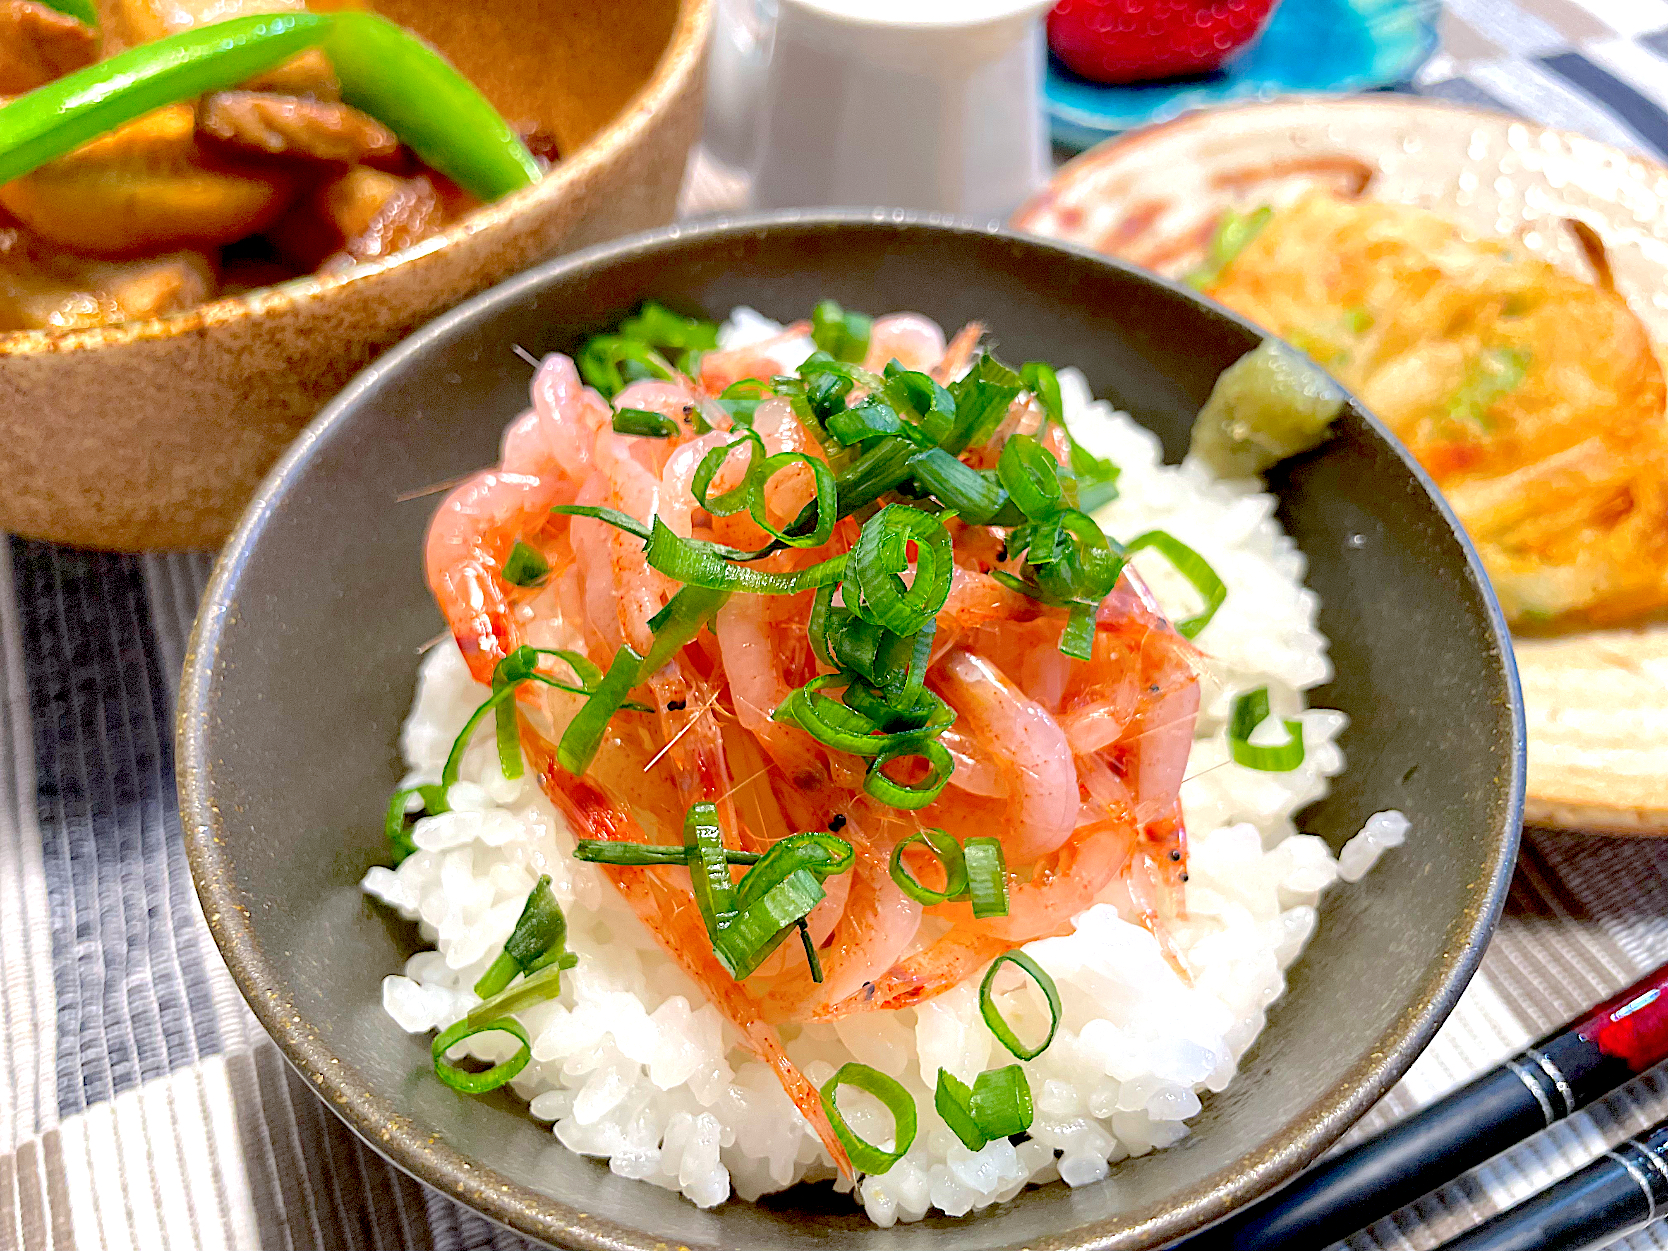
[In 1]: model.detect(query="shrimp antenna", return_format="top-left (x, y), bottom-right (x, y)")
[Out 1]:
top-left (512, 343), bottom-right (541, 368)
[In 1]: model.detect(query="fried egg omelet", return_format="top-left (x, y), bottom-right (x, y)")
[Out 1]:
top-left (1201, 190), bottom-right (1668, 628)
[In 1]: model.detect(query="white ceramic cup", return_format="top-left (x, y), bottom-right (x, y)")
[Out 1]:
top-left (743, 0), bottom-right (1054, 220)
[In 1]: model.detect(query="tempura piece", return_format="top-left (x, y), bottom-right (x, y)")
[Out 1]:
top-left (1202, 191), bottom-right (1668, 627)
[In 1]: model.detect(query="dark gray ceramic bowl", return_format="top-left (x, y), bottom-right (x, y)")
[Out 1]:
top-left (179, 213), bottom-right (1524, 1251)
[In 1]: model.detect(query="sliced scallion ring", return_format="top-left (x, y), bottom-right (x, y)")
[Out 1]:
top-left (573, 839), bottom-right (760, 867)
top-left (431, 1016), bottom-right (531, 1094)
top-left (979, 950), bottom-right (1061, 1061)
top-left (849, 505), bottom-right (954, 636)
top-left (750, 451), bottom-right (836, 547)
top-left (1228, 686), bottom-right (1305, 771)
top-left (472, 874), bottom-right (570, 998)
top-left (556, 644), bottom-right (644, 775)
top-left (1121, 530), bottom-right (1226, 640)
top-left (889, 828), bottom-right (968, 905)
top-left (385, 783), bottom-right (448, 864)
top-left (970, 1064), bottom-right (1034, 1139)
top-left (963, 837), bottom-right (1009, 919)
top-left (863, 739), bottom-right (954, 810)
top-left (693, 429), bottom-right (765, 517)
top-left (820, 1062), bottom-right (917, 1175)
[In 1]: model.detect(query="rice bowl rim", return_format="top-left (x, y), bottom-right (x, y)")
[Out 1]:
top-left (177, 210), bottom-right (1525, 1251)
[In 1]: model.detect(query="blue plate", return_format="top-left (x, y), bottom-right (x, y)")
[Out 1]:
top-left (1046, 0), bottom-right (1440, 150)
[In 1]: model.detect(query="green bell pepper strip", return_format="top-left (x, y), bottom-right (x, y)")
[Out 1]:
top-left (322, 11), bottom-right (539, 201)
top-left (37, 0), bottom-right (98, 28)
top-left (0, 13), bottom-right (331, 186)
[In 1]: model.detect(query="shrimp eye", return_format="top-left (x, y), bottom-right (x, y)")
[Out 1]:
top-left (828, 813), bottom-right (848, 832)
top-left (1178, 873), bottom-right (1190, 883)
top-left (666, 700), bottom-right (686, 711)
top-left (1169, 849), bottom-right (1182, 861)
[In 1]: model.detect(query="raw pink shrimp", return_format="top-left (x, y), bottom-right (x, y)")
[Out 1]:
top-left (863, 313), bottom-right (946, 373)
top-left (423, 318), bottom-right (1209, 1163)
top-left (697, 320), bottom-right (811, 395)
top-left (915, 650), bottom-right (1078, 864)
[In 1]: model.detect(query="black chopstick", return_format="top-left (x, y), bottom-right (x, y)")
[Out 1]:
top-left (1432, 1118), bottom-right (1668, 1251)
top-left (1186, 962), bottom-right (1668, 1249)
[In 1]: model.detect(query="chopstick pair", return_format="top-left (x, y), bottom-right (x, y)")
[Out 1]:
top-left (1184, 962), bottom-right (1668, 1249)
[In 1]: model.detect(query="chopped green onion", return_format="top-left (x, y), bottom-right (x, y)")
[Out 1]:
top-left (576, 336), bottom-right (675, 398)
top-left (642, 584), bottom-right (729, 676)
top-left (713, 867), bottom-right (824, 980)
top-left (1020, 362), bottom-right (1063, 425)
top-left (573, 839), bottom-right (760, 866)
top-left (864, 739), bottom-right (954, 810)
top-left (1069, 441), bottom-right (1121, 513)
top-left (1228, 687), bottom-right (1305, 771)
top-left (883, 368), bottom-right (958, 444)
top-left (889, 828), bottom-right (968, 905)
top-left (556, 645), bottom-right (643, 775)
top-left (735, 832), bottom-right (855, 910)
top-left (501, 540), bottom-right (550, 588)
top-left (619, 302), bottom-right (720, 354)
top-left (385, 783), bottom-right (448, 864)
top-left (551, 503), bottom-right (652, 543)
top-left (811, 300), bottom-right (873, 364)
top-left (935, 1069), bottom-right (985, 1150)
top-left (612, 407), bottom-right (679, 438)
top-left (820, 1063), bottom-right (917, 1175)
top-left (963, 837), bottom-right (1009, 919)
top-left (466, 957), bottom-right (575, 1026)
top-left (1120, 531), bottom-right (1225, 639)
top-left (996, 434), bottom-right (1066, 520)
top-left (970, 1065), bottom-right (1034, 1139)
top-left (473, 875), bottom-right (571, 998)
top-left (827, 399), bottom-right (905, 445)
top-left (945, 354), bottom-right (1023, 453)
top-left (979, 951), bottom-right (1061, 1061)
top-left (849, 505), bottom-right (954, 636)
top-left (693, 430), bottom-right (765, 517)
top-left (431, 1016), bottom-right (531, 1094)
top-left (1060, 602), bottom-right (1098, 662)
top-left (751, 452), bottom-right (836, 547)
top-left (442, 682), bottom-right (519, 787)
top-left (682, 801), bottom-right (739, 943)
top-left (717, 378), bottom-right (773, 427)
top-left (908, 448), bottom-right (1008, 523)
top-left (644, 519), bottom-right (846, 594)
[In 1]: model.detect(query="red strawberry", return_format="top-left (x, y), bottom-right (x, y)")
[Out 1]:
top-left (1047, 0), bottom-right (1279, 85)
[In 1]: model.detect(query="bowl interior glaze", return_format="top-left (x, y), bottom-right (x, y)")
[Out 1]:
top-left (180, 215), bottom-right (1523, 1251)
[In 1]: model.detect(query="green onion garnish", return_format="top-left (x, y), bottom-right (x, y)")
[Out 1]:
top-left (889, 828), bottom-right (968, 905)
top-left (551, 503), bottom-right (653, 543)
top-left (713, 867), bottom-right (824, 980)
top-left (385, 783), bottom-right (448, 864)
top-left (997, 433), bottom-right (1066, 520)
top-left (751, 452), bottom-right (836, 548)
top-left (618, 302), bottom-right (720, 356)
top-left (935, 1069), bottom-right (985, 1150)
top-left (820, 1062), bottom-right (917, 1175)
top-left (944, 354), bottom-right (1024, 454)
top-left (969, 1064), bottom-right (1034, 1139)
top-left (979, 951), bottom-right (1061, 1061)
top-left (849, 505), bottom-right (955, 636)
top-left (1121, 530), bottom-right (1226, 640)
top-left (466, 957), bottom-right (575, 1025)
top-left (717, 378), bottom-right (772, 427)
top-left (556, 644), bottom-right (644, 775)
top-left (907, 447), bottom-right (1008, 523)
top-left (963, 837), bottom-right (1009, 919)
top-left (1228, 686), bottom-right (1305, 771)
top-left (735, 832), bottom-right (855, 909)
top-left (694, 430), bottom-right (765, 517)
top-left (502, 540), bottom-right (550, 588)
top-left (682, 800), bottom-right (738, 942)
top-left (472, 875), bottom-right (571, 998)
top-left (431, 1015), bottom-right (531, 1094)
top-left (864, 739), bottom-right (954, 810)
top-left (573, 839), bottom-right (761, 866)
top-left (811, 300), bottom-right (873, 364)
top-left (577, 337), bottom-right (676, 398)
top-left (612, 407), bottom-right (679, 438)
top-left (641, 584), bottom-right (729, 676)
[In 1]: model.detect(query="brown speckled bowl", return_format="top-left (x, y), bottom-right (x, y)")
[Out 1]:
top-left (179, 215), bottom-right (1525, 1250)
top-left (0, 0), bottom-right (710, 551)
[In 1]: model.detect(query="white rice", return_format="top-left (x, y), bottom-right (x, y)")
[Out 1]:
top-left (362, 311), bottom-right (1406, 1224)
